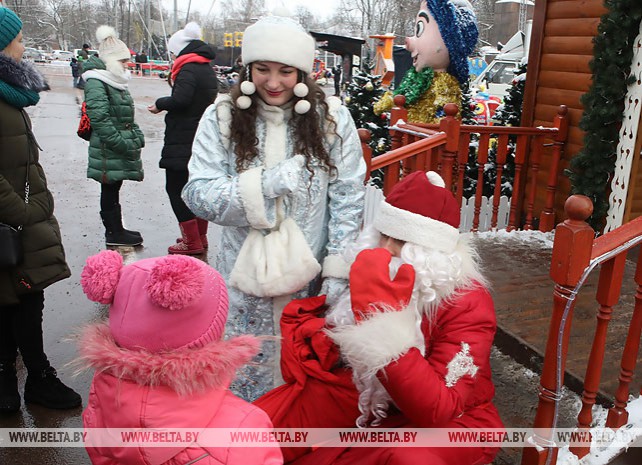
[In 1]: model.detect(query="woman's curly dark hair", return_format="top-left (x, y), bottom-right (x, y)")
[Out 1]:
top-left (229, 65), bottom-right (338, 176)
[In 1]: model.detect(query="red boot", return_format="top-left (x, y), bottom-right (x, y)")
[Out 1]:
top-left (168, 220), bottom-right (205, 255)
top-left (176, 218), bottom-right (209, 249)
top-left (196, 218), bottom-right (209, 249)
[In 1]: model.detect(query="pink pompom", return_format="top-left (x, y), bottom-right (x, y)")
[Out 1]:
top-left (145, 256), bottom-right (204, 311)
top-left (81, 250), bottom-right (123, 304)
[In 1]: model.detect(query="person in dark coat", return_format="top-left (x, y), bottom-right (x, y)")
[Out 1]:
top-left (0, 6), bottom-right (81, 413)
top-left (332, 65), bottom-right (341, 96)
top-left (148, 22), bottom-right (218, 255)
top-left (70, 57), bottom-right (81, 87)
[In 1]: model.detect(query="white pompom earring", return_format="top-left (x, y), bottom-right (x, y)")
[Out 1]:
top-left (293, 82), bottom-right (309, 98)
top-left (240, 80), bottom-right (256, 95)
top-left (293, 74), bottom-right (311, 115)
top-left (236, 64), bottom-right (255, 110)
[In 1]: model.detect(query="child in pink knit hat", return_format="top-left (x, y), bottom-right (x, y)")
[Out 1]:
top-left (78, 251), bottom-right (283, 465)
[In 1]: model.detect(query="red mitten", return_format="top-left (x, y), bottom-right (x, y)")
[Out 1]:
top-left (349, 248), bottom-right (416, 322)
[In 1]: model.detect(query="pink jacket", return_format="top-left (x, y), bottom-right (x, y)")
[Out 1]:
top-left (79, 323), bottom-right (283, 465)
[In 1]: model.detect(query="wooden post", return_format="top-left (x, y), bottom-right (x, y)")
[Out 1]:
top-left (521, 195), bottom-right (594, 465)
top-left (492, 134), bottom-right (509, 229)
top-left (607, 247), bottom-right (642, 428)
top-left (507, 134), bottom-right (528, 231)
top-left (473, 134), bottom-right (490, 232)
top-left (359, 128), bottom-right (372, 183)
top-left (438, 103), bottom-right (460, 193)
top-left (524, 136), bottom-right (543, 230)
top-left (571, 252), bottom-right (626, 458)
top-left (539, 106), bottom-right (569, 232)
top-left (390, 94), bottom-right (407, 127)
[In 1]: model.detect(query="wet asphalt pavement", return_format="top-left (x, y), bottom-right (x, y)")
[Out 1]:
top-left (0, 68), bottom-right (224, 464)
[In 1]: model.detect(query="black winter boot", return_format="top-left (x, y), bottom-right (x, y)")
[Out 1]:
top-left (0, 361), bottom-right (20, 413)
top-left (24, 366), bottom-right (82, 409)
top-left (100, 206), bottom-right (143, 246)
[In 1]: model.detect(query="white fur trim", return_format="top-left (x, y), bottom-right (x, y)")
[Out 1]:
top-left (259, 104), bottom-right (288, 168)
top-left (238, 167), bottom-right (274, 229)
top-left (327, 96), bottom-right (342, 114)
top-left (374, 201), bottom-right (459, 253)
top-left (322, 255), bottom-right (350, 279)
top-left (242, 16), bottom-right (315, 73)
top-left (215, 96), bottom-right (233, 150)
top-left (229, 218), bottom-right (321, 297)
top-left (444, 342), bottom-right (478, 387)
top-left (327, 307), bottom-right (424, 376)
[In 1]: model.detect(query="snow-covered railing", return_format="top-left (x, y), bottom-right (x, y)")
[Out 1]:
top-left (522, 195), bottom-right (642, 465)
top-left (359, 95), bottom-right (569, 233)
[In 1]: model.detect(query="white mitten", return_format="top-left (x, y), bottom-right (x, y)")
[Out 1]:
top-left (321, 277), bottom-right (349, 307)
top-left (262, 155), bottom-right (305, 199)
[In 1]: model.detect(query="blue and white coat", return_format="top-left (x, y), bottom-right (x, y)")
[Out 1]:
top-left (182, 95), bottom-right (366, 400)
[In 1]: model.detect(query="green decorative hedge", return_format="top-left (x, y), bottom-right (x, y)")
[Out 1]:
top-left (567, 0), bottom-right (642, 230)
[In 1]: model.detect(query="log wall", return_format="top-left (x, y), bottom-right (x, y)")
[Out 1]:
top-left (522, 0), bottom-right (607, 223)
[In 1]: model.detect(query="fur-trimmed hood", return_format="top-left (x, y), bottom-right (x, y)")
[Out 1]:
top-left (76, 323), bottom-right (260, 397)
top-left (0, 54), bottom-right (49, 91)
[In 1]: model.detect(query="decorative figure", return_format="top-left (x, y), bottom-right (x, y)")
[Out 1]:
top-left (374, 0), bottom-right (478, 123)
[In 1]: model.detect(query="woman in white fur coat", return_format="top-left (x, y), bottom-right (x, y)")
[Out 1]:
top-left (182, 13), bottom-right (366, 401)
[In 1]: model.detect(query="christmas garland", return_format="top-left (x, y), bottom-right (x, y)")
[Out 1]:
top-left (567, 0), bottom-right (642, 230)
top-left (393, 67), bottom-right (434, 105)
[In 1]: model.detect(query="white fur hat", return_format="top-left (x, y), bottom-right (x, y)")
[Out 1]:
top-left (168, 22), bottom-right (202, 56)
top-left (96, 25), bottom-right (131, 62)
top-left (241, 14), bottom-right (315, 74)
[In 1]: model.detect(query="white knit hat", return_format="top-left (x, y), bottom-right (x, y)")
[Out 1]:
top-left (168, 22), bottom-right (202, 56)
top-left (96, 25), bottom-right (131, 62)
top-left (241, 14), bottom-right (315, 74)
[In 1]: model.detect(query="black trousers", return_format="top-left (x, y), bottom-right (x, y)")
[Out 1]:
top-left (0, 291), bottom-right (49, 373)
top-left (165, 169), bottom-right (195, 223)
top-left (100, 181), bottom-right (123, 211)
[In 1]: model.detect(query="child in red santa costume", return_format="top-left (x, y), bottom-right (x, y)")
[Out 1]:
top-left (255, 170), bottom-right (504, 465)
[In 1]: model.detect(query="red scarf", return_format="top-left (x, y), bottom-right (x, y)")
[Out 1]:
top-left (171, 53), bottom-right (211, 80)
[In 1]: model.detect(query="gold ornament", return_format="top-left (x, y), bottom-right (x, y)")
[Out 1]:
top-left (365, 82), bottom-right (374, 91)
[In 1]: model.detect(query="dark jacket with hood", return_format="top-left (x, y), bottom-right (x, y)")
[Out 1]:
top-left (155, 40), bottom-right (218, 171)
top-left (0, 54), bottom-right (70, 305)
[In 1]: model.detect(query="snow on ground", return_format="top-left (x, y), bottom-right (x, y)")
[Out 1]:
top-left (556, 397), bottom-right (642, 465)
top-left (474, 228), bottom-right (556, 249)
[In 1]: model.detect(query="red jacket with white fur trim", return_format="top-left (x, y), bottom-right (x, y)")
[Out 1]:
top-left (327, 284), bottom-right (503, 463)
top-left (331, 284), bottom-right (501, 427)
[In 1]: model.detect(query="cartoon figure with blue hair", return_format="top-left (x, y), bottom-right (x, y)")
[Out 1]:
top-left (374, 0), bottom-right (479, 123)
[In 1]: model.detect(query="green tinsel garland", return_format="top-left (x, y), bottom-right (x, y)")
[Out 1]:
top-left (567, 0), bottom-right (642, 230)
top-left (393, 67), bottom-right (434, 105)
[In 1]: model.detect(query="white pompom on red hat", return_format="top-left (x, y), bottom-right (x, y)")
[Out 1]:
top-left (374, 171), bottom-right (461, 253)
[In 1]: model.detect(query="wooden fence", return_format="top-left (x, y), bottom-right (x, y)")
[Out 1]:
top-left (360, 95), bottom-right (569, 232)
top-left (522, 195), bottom-right (642, 464)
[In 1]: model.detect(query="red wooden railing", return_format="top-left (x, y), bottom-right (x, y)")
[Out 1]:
top-left (521, 195), bottom-right (642, 465)
top-left (359, 95), bottom-right (569, 232)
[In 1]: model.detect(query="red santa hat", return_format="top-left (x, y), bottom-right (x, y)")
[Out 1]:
top-left (373, 171), bottom-right (461, 253)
